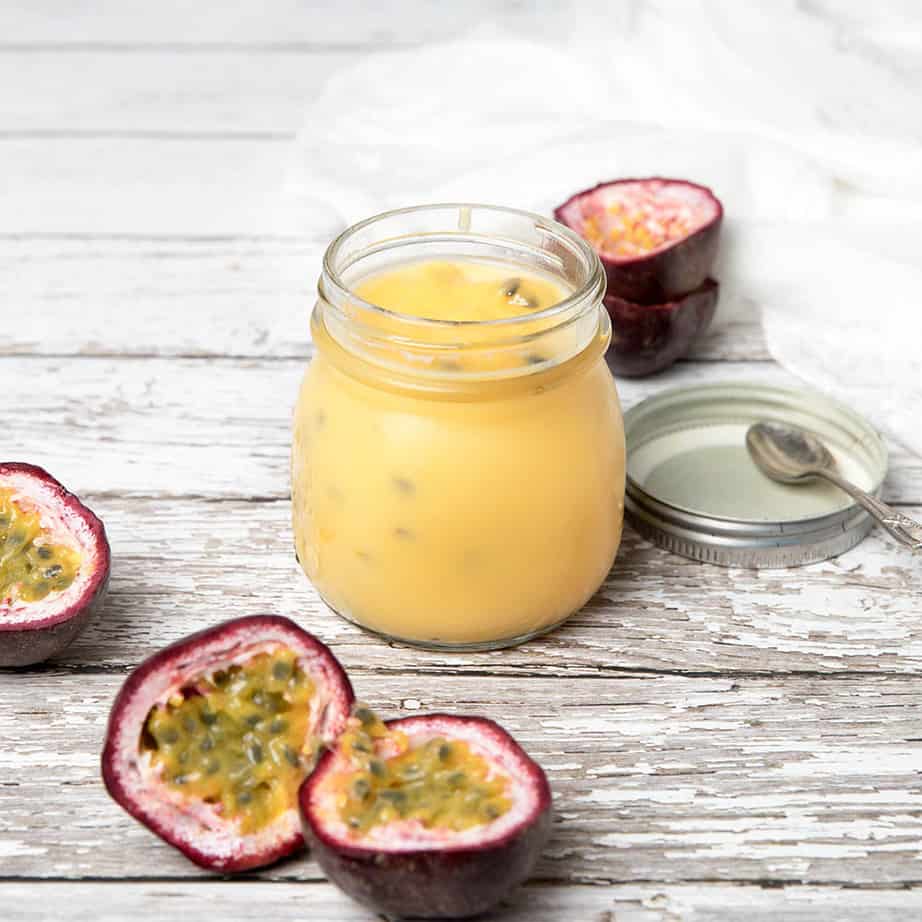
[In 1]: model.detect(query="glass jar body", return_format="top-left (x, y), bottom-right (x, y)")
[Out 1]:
top-left (291, 204), bottom-right (626, 649)
top-left (293, 345), bottom-right (624, 650)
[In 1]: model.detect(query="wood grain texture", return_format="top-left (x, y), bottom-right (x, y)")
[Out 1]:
top-left (0, 51), bottom-right (347, 135)
top-left (4, 357), bottom-right (919, 502)
top-left (2, 238), bottom-right (320, 357)
top-left (0, 138), bottom-right (334, 236)
top-left (1, 239), bottom-right (770, 361)
top-left (24, 495), bottom-right (922, 677)
top-left (4, 881), bottom-right (922, 922)
top-left (0, 1), bottom-right (636, 47)
top-left (3, 671), bottom-right (922, 884)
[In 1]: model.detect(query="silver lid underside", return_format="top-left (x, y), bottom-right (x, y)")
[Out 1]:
top-left (624, 383), bottom-right (888, 569)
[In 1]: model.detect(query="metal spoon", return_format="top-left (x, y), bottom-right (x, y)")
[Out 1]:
top-left (746, 421), bottom-right (922, 552)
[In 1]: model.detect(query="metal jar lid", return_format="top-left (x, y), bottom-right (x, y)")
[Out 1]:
top-left (623, 382), bottom-right (888, 568)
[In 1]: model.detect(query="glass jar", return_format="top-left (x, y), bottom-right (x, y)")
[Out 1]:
top-left (292, 204), bottom-right (625, 650)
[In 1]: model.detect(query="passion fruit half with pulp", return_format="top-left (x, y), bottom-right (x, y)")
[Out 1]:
top-left (605, 278), bottom-right (720, 377)
top-left (0, 462), bottom-right (110, 667)
top-left (301, 707), bottom-right (552, 919)
top-left (554, 177), bottom-right (723, 303)
top-left (102, 615), bottom-right (354, 872)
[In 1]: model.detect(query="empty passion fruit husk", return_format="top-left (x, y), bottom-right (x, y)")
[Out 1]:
top-left (300, 709), bottom-right (552, 919)
top-left (554, 177), bottom-right (723, 304)
top-left (0, 462), bottom-right (110, 667)
top-left (605, 278), bottom-right (720, 378)
top-left (102, 616), bottom-right (354, 872)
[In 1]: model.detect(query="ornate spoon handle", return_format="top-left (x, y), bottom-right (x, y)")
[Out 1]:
top-left (818, 469), bottom-right (922, 551)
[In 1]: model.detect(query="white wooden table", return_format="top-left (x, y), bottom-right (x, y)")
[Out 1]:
top-left (3, 4), bottom-right (922, 919)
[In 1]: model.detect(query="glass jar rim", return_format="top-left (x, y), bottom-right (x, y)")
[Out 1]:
top-left (320, 202), bottom-right (606, 331)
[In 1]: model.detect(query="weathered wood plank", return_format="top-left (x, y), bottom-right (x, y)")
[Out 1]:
top-left (690, 321), bottom-right (769, 362)
top-left (0, 50), bottom-right (348, 135)
top-left (0, 1), bottom-right (622, 47)
top-left (3, 357), bottom-right (918, 502)
top-left (3, 239), bottom-right (320, 357)
top-left (1, 239), bottom-right (768, 360)
top-left (0, 139), bottom-right (339, 236)
top-left (21, 494), bottom-right (920, 677)
top-left (2, 672), bottom-right (922, 883)
top-left (4, 881), bottom-right (922, 922)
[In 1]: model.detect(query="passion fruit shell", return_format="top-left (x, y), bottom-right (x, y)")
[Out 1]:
top-left (300, 713), bottom-right (552, 919)
top-left (0, 462), bottom-right (110, 667)
top-left (554, 177), bottom-right (723, 303)
top-left (605, 278), bottom-right (720, 378)
top-left (102, 615), bottom-right (354, 872)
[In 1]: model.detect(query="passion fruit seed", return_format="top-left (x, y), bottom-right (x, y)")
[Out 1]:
top-left (0, 488), bottom-right (80, 604)
top-left (144, 650), bottom-right (314, 835)
top-left (501, 278), bottom-right (541, 310)
top-left (336, 706), bottom-right (511, 835)
top-left (272, 661), bottom-right (291, 680)
top-left (392, 477), bottom-right (415, 496)
top-left (354, 707), bottom-right (376, 726)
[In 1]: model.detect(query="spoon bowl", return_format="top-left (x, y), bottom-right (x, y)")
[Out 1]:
top-left (746, 421), bottom-right (836, 483)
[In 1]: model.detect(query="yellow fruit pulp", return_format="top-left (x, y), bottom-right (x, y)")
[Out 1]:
top-left (0, 488), bottom-right (80, 605)
top-left (144, 650), bottom-right (316, 834)
top-left (334, 707), bottom-right (511, 834)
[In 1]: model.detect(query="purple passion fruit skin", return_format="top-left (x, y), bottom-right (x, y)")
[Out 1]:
top-left (554, 177), bottom-right (723, 304)
top-left (102, 615), bottom-right (354, 872)
top-left (0, 462), bottom-right (110, 667)
top-left (605, 278), bottom-right (719, 378)
top-left (300, 710), bottom-right (552, 920)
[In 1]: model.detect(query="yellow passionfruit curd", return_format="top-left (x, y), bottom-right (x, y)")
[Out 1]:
top-left (348, 259), bottom-right (572, 377)
top-left (354, 260), bottom-right (564, 322)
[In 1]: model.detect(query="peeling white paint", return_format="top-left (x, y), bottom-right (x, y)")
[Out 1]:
top-left (0, 841), bottom-right (47, 858)
top-left (578, 787), bottom-right (698, 806)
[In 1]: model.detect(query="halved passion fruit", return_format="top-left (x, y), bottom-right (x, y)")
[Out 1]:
top-left (102, 616), bottom-right (354, 871)
top-left (554, 177), bottom-right (723, 303)
top-left (0, 462), bottom-right (110, 667)
top-left (301, 707), bottom-right (552, 919)
top-left (605, 278), bottom-right (720, 378)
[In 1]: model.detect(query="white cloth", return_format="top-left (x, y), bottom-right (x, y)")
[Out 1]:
top-left (284, 1), bottom-right (922, 455)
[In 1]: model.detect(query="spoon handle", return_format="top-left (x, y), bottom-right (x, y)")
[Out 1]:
top-left (817, 470), bottom-right (922, 552)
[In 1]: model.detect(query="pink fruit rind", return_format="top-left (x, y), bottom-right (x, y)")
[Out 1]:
top-left (554, 177), bottom-right (723, 303)
top-left (301, 714), bottom-right (552, 919)
top-left (606, 278), bottom-right (720, 378)
top-left (102, 615), bottom-right (354, 872)
top-left (0, 462), bottom-right (110, 667)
